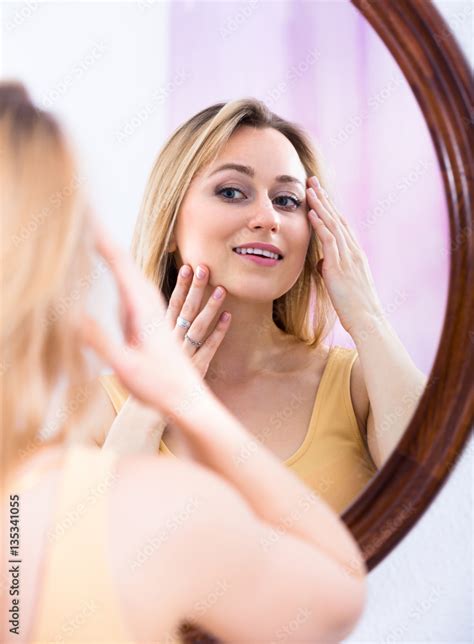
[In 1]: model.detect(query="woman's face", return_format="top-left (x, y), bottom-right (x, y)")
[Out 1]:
top-left (171, 125), bottom-right (312, 301)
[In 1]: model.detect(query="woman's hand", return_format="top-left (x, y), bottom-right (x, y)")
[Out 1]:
top-left (306, 175), bottom-right (385, 336)
top-left (166, 263), bottom-right (231, 381)
top-left (81, 225), bottom-right (221, 418)
top-left (99, 259), bottom-right (232, 454)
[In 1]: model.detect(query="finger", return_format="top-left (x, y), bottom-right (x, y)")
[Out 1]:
top-left (182, 285), bottom-right (227, 358)
top-left (174, 264), bottom-right (210, 341)
top-left (81, 314), bottom-right (158, 407)
top-left (166, 264), bottom-right (193, 329)
top-left (80, 315), bottom-right (129, 373)
top-left (307, 188), bottom-right (351, 260)
top-left (308, 178), bottom-right (360, 251)
top-left (308, 209), bottom-right (340, 270)
top-left (192, 312), bottom-right (232, 375)
top-left (91, 220), bottom-right (139, 330)
top-left (95, 229), bottom-right (168, 345)
top-left (93, 229), bottom-right (143, 343)
top-left (319, 192), bottom-right (360, 251)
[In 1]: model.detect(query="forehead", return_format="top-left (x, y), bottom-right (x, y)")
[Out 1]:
top-left (202, 126), bottom-right (307, 183)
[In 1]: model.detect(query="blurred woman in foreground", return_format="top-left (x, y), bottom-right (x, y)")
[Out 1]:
top-left (0, 82), bottom-right (367, 643)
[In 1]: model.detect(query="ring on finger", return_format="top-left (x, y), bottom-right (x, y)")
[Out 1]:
top-left (177, 315), bottom-right (191, 329)
top-left (184, 332), bottom-right (203, 348)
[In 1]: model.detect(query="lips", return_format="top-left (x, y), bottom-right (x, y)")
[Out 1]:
top-left (232, 243), bottom-right (284, 259)
top-left (232, 248), bottom-right (283, 261)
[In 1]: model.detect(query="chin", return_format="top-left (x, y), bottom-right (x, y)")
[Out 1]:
top-left (228, 283), bottom-right (285, 303)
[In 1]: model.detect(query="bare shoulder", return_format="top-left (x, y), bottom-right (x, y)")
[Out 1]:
top-left (108, 451), bottom-right (366, 642)
top-left (107, 454), bottom-right (256, 641)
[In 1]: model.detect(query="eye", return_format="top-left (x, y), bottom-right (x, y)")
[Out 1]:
top-left (216, 186), bottom-right (302, 210)
top-left (274, 195), bottom-right (302, 210)
top-left (217, 186), bottom-right (245, 201)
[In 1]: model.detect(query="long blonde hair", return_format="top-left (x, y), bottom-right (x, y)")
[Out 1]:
top-left (0, 82), bottom-right (93, 481)
top-left (132, 98), bottom-right (335, 347)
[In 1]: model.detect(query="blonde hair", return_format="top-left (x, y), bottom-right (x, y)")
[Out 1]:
top-left (132, 98), bottom-right (336, 347)
top-left (0, 82), bottom-right (93, 481)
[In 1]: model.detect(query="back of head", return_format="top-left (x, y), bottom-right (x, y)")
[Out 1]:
top-left (0, 81), bottom-right (92, 482)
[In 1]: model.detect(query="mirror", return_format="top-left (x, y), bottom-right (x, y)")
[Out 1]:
top-left (3, 0), bottom-right (471, 609)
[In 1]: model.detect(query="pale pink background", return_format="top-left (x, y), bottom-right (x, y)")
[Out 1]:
top-left (166, 0), bottom-right (450, 375)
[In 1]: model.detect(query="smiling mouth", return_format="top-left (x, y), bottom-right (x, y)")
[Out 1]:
top-left (232, 248), bottom-right (283, 260)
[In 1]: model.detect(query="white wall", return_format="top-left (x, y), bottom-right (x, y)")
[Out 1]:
top-left (1, 2), bottom-right (472, 642)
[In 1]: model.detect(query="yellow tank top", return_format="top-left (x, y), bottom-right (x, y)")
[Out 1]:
top-left (16, 447), bottom-right (218, 643)
top-left (24, 446), bottom-right (134, 642)
top-left (100, 345), bottom-right (378, 515)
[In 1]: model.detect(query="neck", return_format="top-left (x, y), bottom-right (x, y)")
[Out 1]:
top-left (201, 287), bottom-right (293, 384)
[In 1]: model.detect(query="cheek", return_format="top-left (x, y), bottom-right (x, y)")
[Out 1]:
top-left (175, 208), bottom-right (207, 247)
top-left (173, 208), bottom-right (232, 264)
top-left (290, 217), bottom-right (312, 252)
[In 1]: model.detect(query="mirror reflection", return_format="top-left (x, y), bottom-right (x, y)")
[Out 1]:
top-left (2, 1), bottom-right (447, 521)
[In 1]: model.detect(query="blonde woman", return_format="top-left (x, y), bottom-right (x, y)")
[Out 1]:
top-left (94, 99), bottom-right (427, 515)
top-left (1, 82), bottom-right (368, 643)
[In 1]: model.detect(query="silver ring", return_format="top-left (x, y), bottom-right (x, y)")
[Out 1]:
top-left (176, 315), bottom-right (191, 329)
top-left (184, 333), bottom-right (203, 348)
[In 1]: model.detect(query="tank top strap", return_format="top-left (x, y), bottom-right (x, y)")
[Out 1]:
top-left (316, 346), bottom-right (363, 445)
top-left (30, 445), bottom-right (133, 642)
top-left (100, 373), bottom-right (129, 413)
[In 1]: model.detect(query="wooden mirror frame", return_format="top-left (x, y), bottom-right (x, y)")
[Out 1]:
top-left (343, 0), bottom-right (473, 570)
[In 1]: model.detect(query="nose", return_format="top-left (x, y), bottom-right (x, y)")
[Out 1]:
top-left (247, 198), bottom-right (281, 232)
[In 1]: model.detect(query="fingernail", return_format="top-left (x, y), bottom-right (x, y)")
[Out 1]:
top-left (196, 265), bottom-right (206, 279)
top-left (308, 187), bottom-right (317, 199)
top-left (213, 287), bottom-right (224, 299)
top-left (180, 265), bottom-right (191, 277)
top-left (312, 176), bottom-right (320, 187)
top-left (220, 311), bottom-right (230, 322)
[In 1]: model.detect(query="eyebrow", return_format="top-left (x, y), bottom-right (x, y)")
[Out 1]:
top-left (208, 163), bottom-right (305, 189)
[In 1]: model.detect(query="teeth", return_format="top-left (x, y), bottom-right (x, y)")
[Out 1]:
top-left (235, 247), bottom-right (280, 260)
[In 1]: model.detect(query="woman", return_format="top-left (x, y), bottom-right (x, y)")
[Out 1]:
top-left (95, 99), bottom-right (427, 514)
top-left (1, 82), bottom-right (367, 642)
